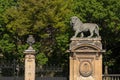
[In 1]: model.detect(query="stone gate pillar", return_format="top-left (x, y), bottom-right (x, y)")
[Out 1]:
top-left (69, 37), bottom-right (105, 80)
top-left (24, 35), bottom-right (35, 80)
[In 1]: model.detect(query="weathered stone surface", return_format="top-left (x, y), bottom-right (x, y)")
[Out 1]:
top-left (70, 16), bottom-right (100, 38)
top-left (69, 37), bottom-right (105, 80)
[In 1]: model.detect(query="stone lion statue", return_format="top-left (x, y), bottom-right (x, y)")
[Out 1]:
top-left (70, 16), bottom-right (100, 38)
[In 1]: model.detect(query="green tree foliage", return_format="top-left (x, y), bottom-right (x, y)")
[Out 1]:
top-left (0, 34), bottom-right (15, 59)
top-left (72, 0), bottom-right (120, 41)
top-left (3, 0), bottom-right (72, 36)
top-left (1, 0), bottom-right (120, 74)
top-left (0, 0), bottom-right (17, 61)
top-left (1, 0), bottom-right (72, 68)
top-left (36, 53), bottom-right (48, 65)
top-left (0, 0), bottom-right (16, 20)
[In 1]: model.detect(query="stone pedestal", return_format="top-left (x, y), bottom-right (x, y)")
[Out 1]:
top-left (69, 37), bottom-right (105, 80)
top-left (24, 46), bottom-right (36, 80)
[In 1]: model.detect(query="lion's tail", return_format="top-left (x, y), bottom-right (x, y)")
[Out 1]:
top-left (95, 24), bottom-right (99, 36)
top-left (95, 24), bottom-right (99, 30)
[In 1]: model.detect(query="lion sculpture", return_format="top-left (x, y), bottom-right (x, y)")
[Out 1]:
top-left (70, 16), bottom-right (100, 38)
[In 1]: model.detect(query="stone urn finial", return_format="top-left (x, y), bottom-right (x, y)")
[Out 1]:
top-left (27, 35), bottom-right (35, 47)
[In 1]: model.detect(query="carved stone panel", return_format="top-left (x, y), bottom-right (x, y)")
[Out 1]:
top-left (79, 60), bottom-right (93, 77)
